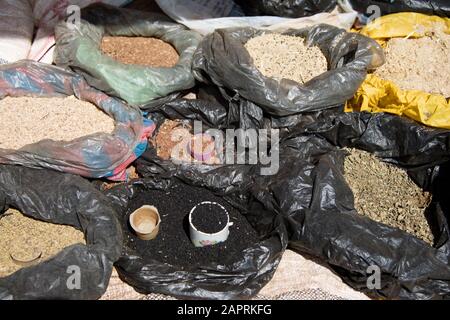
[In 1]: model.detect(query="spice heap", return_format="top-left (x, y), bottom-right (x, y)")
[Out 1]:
top-left (151, 120), bottom-right (220, 164)
top-left (374, 32), bottom-right (450, 97)
top-left (191, 203), bottom-right (228, 234)
top-left (101, 166), bottom-right (140, 191)
top-left (101, 36), bottom-right (179, 67)
top-left (245, 33), bottom-right (328, 84)
top-left (0, 209), bottom-right (85, 277)
top-left (123, 181), bottom-right (259, 267)
top-left (0, 96), bottom-right (115, 150)
top-left (343, 148), bottom-right (433, 245)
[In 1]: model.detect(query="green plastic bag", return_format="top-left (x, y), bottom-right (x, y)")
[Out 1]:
top-left (54, 4), bottom-right (202, 107)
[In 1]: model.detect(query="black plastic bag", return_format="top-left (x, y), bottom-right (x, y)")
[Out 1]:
top-left (0, 165), bottom-right (122, 300)
top-left (54, 4), bottom-right (202, 107)
top-left (104, 177), bottom-right (287, 300)
top-left (236, 0), bottom-right (337, 18)
top-left (135, 97), bottom-right (276, 182)
top-left (348, 0), bottom-right (450, 18)
top-left (267, 111), bottom-right (450, 299)
top-left (192, 24), bottom-right (384, 118)
top-left (137, 98), bottom-right (450, 299)
top-left (105, 99), bottom-right (286, 299)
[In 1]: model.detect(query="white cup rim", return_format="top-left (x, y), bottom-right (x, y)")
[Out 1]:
top-left (129, 205), bottom-right (160, 235)
top-left (189, 201), bottom-right (230, 236)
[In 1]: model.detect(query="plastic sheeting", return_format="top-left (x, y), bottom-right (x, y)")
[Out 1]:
top-left (192, 24), bottom-right (384, 118)
top-left (237, 0), bottom-right (337, 18)
top-left (54, 4), bottom-right (202, 107)
top-left (346, 13), bottom-right (450, 129)
top-left (346, 74), bottom-right (450, 129)
top-left (0, 0), bottom-right (34, 64)
top-left (136, 98), bottom-right (450, 299)
top-left (155, 0), bottom-right (357, 35)
top-left (275, 110), bottom-right (450, 299)
top-left (0, 165), bottom-right (122, 300)
top-left (28, 0), bottom-right (129, 64)
top-left (359, 12), bottom-right (450, 41)
top-left (104, 177), bottom-right (287, 299)
top-left (0, 61), bottom-right (155, 181)
top-left (348, 0), bottom-right (450, 18)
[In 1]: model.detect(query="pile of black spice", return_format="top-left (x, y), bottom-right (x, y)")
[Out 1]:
top-left (191, 202), bottom-right (228, 234)
top-left (119, 181), bottom-right (259, 268)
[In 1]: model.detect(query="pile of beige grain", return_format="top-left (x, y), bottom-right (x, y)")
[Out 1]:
top-left (0, 209), bottom-right (85, 277)
top-left (0, 96), bottom-right (115, 150)
top-left (245, 33), bottom-right (328, 84)
top-left (344, 148), bottom-right (433, 245)
top-left (374, 32), bottom-right (450, 97)
top-left (150, 119), bottom-right (221, 164)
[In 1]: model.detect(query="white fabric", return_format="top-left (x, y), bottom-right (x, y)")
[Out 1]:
top-left (155, 0), bottom-right (357, 35)
top-left (0, 0), bottom-right (34, 64)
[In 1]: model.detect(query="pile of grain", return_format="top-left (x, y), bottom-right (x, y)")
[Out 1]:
top-left (374, 32), bottom-right (450, 97)
top-left (151, 120), bottom-right (192, 161)
top-left (101, 166), bottom-right (140, 191)
top-left (245, 33), bottom-right (328, 84)
top-left (150, 119), bottom-right (220, 164)
top-left (0, 96), bottom-right (115, 150)
top-left (0, 209), bottom-right (85, 277)
top-left (343, 148), bottom-right (433, 245)
top-left (101, 36), bottom-right (179, 67)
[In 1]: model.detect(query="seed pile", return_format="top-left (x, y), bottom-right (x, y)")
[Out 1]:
top-left (245, 33), bottom-right (328, 84)
top-left (0, 96), bottom-right (115, 150)
top-left (151, 120), bottom-right (220, 164)
top-left (343, 148), bottom-right (433, 245)
top-left (374, 32), bottom-right (450, 97)
top-left (101, 36), bottom-right (179, 67)
top-left (151, 120), bottom-right (193, 161)
top-left (101, 166), bottom-right (140, 191)
top-left (191, 203), bottom-right (228, 234)
top-left (121, 181), bottom-right (259, 267)
top-left (0, 209), bottom-right (85, 277)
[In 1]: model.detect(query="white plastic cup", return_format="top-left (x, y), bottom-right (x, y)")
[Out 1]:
top-left (129, 205), bottom-right (161, 241)
top-left (188, 201), bottom-right (233, 247)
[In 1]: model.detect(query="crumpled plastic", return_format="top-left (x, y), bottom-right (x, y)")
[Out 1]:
top-left (0, 165), bottom-right (122, 300)
top-left (278, 110), bottom-right (450, 299)
top-left (348, 0), bottom-right (450, 18)
top-left (0, 0), bottom-right (33, 64)
top-left (104, 177), bottom-right (287, 300)
top-left (0, 60), bottom-right (155, 181)
top-left (236, 0), bottom-right (338, 18)
top-left (359, 12), bottom-right (450, 41)
top-left (346, 13), bottom-right (450, 129)
top-left (346, 74), bottom-right (450, 129)
top-left (136, 98), bottom-right (450, 299)
top-left (155, 0), bottom-right (357, 35)
top-left (193, 24), bottom-right (384, 117)
top-left (54, 3), bottom-right (202, 107)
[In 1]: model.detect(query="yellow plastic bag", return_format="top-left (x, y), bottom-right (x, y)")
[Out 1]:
top-left (346, 13), bottom-right (450, 129)
top-left (346, 75), bottom-right (450, 129)
top-left (360, 12), bottom-right (450, 41)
